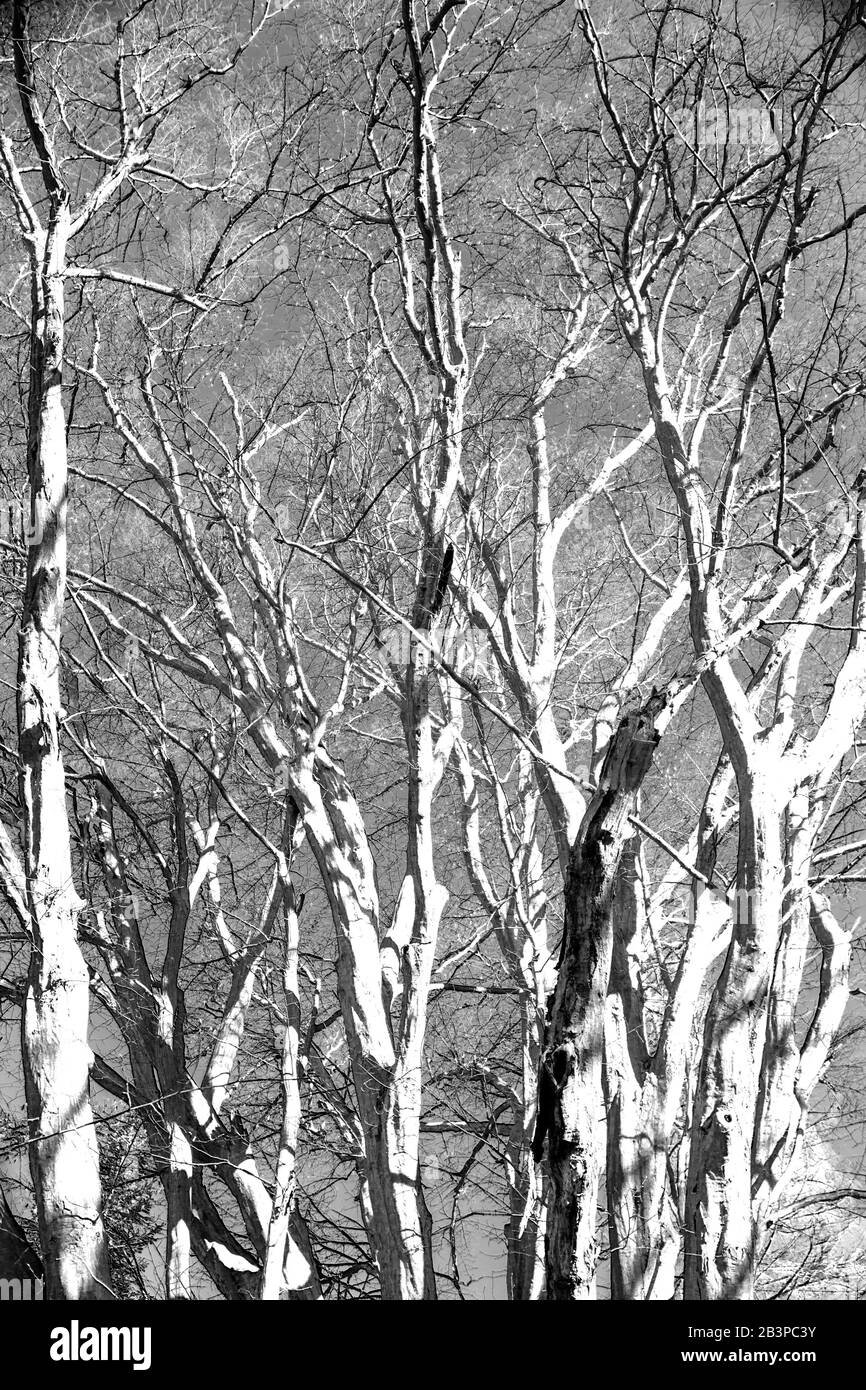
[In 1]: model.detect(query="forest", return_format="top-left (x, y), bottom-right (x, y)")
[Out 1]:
top-left (0, 0), bottom-right (865, 1303)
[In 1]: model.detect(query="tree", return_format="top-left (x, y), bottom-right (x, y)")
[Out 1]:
top-left (544, 0), bottom-right (866, 1299)
top-left (0, 0), bottom-right (306, 1299)
top-left (0, 0), bottom-right (864, 1303)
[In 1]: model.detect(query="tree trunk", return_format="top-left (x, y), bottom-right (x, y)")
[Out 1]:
top-left (684, 775), bottom-right (784, 1300)
top-left (261, 883), bottom-right (320, 1300)
top-left (165, 1117), bottom-right (194, 1299)
top-left (751, 787), bottom-right (813, 1239)
top-left (603, 845), bottom-right (729, 1303)
top-left (604, 840), bottom-right (651, 1299)
top-left (534, 696), bottom-right (667, 1299)
top-left (506, 995), bottom-right (547, 1300)
top-left (19, 200), bottom-right (111, 1300)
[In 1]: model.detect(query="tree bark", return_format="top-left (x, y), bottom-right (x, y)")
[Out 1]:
top-left (611, 758), bottom-right (734, 1299)
top-left (534, 694), bottom-right (668, 1299)
top-left (684, 775), bottom-right (784, 1300)
top-left (751, 787), bottom-right (814, 1238)
top-left (604, 839), bottom-right (655, 1300)
top-left (18, 190), bottom-right (112, 1299)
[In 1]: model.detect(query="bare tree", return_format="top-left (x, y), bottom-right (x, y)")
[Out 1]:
top-left (552, 0), bottom-right (866, 1298)
top-left (1, 0), bottom-right (863, 1304)
top-left (0, 0), bottom-right (298, 1298)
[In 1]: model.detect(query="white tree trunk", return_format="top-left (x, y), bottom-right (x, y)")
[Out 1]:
top-left (505, 996), bottom-right (548, 1300)
top-left (19, 201), bottom-right (111, 1300)
top-left (684, 778), bottom-right (784, 1299)
top-left (535, 699), bottom-right (668, 1299)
